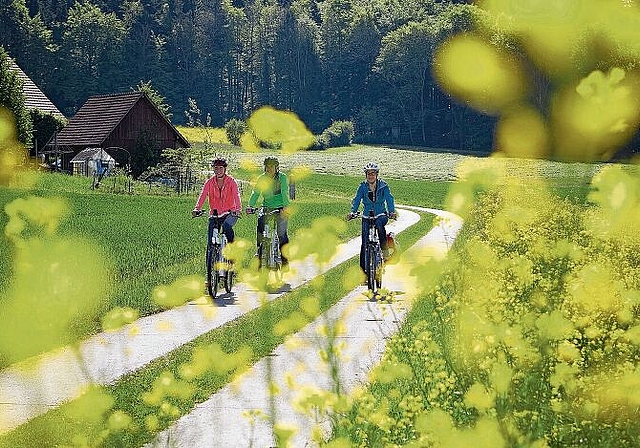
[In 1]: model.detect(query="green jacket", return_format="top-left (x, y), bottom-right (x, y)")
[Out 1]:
top-left (248, 171), bottom-right (290, 208)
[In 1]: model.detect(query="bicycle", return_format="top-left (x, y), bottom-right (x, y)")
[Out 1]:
top-left (247, 206), bottom-right (283, 281)
top-left (194, 209), bottom-right (236, 299)
top-left (348, 210), bottom-right (389, 294)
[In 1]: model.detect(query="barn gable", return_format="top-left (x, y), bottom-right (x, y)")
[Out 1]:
top-left (9, 60), bottom-right (64, 119)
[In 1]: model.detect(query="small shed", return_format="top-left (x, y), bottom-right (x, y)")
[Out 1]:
top-left (70, 148), bottom-right (116, 177)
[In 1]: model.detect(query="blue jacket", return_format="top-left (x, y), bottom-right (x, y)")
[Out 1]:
top-left (350, 179), bottom-right (395, 215)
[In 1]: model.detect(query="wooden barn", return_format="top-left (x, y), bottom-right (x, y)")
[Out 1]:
top-left (46, 92), bottom-right (189, 175)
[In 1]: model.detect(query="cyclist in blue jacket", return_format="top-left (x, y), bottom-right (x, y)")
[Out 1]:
top-left (347, 162), bottom-right (397, 273)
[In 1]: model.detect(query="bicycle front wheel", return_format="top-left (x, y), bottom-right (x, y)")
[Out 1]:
top-left (375, 249), bottom-right (383, 289)
top-left (271, 233), bottom-right (283, 280)
top-left (366, 245), bottom-right (378, 293)
top-left (259, 240), bottom-right (269, 272)
top-left (224, 260), bottom-right (235, 293)
top-left (208, 246), bottom-right (221, 298)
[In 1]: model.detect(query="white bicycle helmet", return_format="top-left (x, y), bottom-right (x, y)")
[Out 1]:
top-left (363, 162), bottom-right (379, 172)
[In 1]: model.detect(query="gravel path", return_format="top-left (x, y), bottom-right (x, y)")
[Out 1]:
top-left (0, 208), bottom-right (421, 435)
top-left (147, 207), bottom-right (463, 447)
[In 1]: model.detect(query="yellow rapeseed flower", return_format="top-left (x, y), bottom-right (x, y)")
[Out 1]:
top-left (247, 106), bottom-right (315, 153)
top-left (434, 35), bottom-right (528, 114)
top-left (464, 382), bottom-right (496, 410)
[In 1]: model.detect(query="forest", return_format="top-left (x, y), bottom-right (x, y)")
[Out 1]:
top-left (1, 0), bottom-right (498, 150)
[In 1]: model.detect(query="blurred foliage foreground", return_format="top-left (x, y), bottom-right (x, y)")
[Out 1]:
top-left (331, 162), bottom-right (640, 447)
top-left (3, 0), bottom-right (640, 445)
top-left (331, 1), bottom-right (640, 446)
top-left (4, 123), bottom-right (640, 447)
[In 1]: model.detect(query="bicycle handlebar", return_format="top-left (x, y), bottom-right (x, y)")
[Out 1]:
top-left (192, 209), bottom-right (237, 219)
top-left (347, 211), bottom-right (393, 221)
top-left (246, 206), bottom-right (282, 216)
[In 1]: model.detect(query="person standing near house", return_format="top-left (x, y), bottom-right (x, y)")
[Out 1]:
top-left (192, 156), bottom-right (242, 250)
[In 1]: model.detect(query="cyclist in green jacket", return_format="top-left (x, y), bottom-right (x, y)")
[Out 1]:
top-left (245, 157), bottom-right (291, 267)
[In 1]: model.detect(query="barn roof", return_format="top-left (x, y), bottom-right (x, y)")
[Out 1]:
top-left (51, 91), bottom-right (189, 147)
top-left (9, 60), bottom-right (64, 118)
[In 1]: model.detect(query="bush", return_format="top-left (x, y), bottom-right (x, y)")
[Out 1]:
top-left (317, 120), bottom-right (355, 149)
top-left (30, 109), bottom-right (66, 154)
top-left (224, 118), bottom-right (247, 147)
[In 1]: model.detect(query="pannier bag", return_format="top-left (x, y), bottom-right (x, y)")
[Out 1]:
top-left (386, 232), bottom-right (399, 264)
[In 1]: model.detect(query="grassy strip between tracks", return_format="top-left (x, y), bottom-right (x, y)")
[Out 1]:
top-left (0, 211), bottom-right (435, 448)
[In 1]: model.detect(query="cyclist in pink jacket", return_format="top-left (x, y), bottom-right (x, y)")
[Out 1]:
top-left (192, 157), bottom-right (242, 244)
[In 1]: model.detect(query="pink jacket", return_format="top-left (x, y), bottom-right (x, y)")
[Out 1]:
top-left (195, 175), bottom-right (242, 214)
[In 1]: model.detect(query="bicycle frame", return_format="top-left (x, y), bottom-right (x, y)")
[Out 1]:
top-left (257, 207), bottom-right (282, 272)
top-left (350, 211), bottom-right (387, 293)
top-left (209, 212), bottom-right (229, 267)
top-left (196, 210), bottom-right (236, 299)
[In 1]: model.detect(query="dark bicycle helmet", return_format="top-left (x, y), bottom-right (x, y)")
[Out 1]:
top-left (264, 156), bottom-right (279, 168)
top-left (211, 156), bottom-right (228, 167)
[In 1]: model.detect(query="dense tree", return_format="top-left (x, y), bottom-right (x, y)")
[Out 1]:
top-left (29, 108), bottom-right (65, 154)
top-left (361, 0), bottom-right (438, 34)
top-left (0, 0), bottom-right (54, 91)
top-left (192, 0), bottom-right (235, 124)
top-left (240, 0), bottom-right (281, 114)
top-left (343, 13), bottom-right (380, 116)
top-left (121, 0), bottom-right (168, 90)
top-left (131, 128), bottom-right (161, 176)
top-left (163, 0), bottom-right (199, 118)
top-left (282, 0), bottom-right (323, 128)
top-left (370, 4), bottom-right (491, 148)
top-left (273, 8), bottom-right (310, 113)
top-left (135, 80), bottom-right (172, 119)
top-left (318, 0), bottom-right (355, 122)
top-left (1, 0), bottom-right (516, 151)
top-left (57, 1), bottom-right (126, 110)
top-left (373, 21), bottom-right (440, 144)
top-left (24, 0), bottom-right (74, 26)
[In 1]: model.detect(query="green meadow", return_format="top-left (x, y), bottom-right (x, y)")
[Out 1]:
top-left (0, 162), bottom-right (452, 363)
